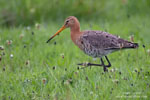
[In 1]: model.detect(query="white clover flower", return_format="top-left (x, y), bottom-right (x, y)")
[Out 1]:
top-left (10, 54), bottom-right (13, 58)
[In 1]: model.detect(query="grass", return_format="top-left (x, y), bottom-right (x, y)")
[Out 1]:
top-left (0, 15), bottom-right (150, 99)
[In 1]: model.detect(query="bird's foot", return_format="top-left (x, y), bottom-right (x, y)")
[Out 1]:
top-left (78, 62), bottom-right (90, 66)
top-left (78, 62), bottom-right (103, 66)
top-left (78, 62), bottom-right (103, 69)
top-left (104, 67), bottom-right (108, 72)
top-left (78, 62), bottom-right (110, 72)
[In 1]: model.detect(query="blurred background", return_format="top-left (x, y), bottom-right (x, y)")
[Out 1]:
top-left (0, 1), bottom-right (150, 99)
top-left (0, 0), bottom-right (150, 26)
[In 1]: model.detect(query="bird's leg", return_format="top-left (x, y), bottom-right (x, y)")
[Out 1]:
top-left (78, 63), bottom-right (103, 66)
top-left (78, 56), bottom-right (111, 71)
top-left (104, 56), bottom-right (111, 67)
top-left (77, 62), bottom-right (103, 69)
top-left (100, 58), bottom-right (108, 72)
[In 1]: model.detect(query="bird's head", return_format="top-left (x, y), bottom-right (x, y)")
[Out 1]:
top-left (64, 16), bottom-right (79, 28)
top-left (46, 16), bottom-right (80, 43)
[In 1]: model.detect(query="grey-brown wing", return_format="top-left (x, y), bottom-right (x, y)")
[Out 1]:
top-left (80, 31), bottom-right (120, 50)
top-left (80, 30), bottom-right (137, 51)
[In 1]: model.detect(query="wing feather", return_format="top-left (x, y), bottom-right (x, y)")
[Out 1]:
top-left (80, 30), bottom-right (137, 51)
top-left (81, 31), bottom-right (120, 50)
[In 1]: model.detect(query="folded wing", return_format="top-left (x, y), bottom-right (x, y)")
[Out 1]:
top-left (80, 30), bottom-right (138, 52)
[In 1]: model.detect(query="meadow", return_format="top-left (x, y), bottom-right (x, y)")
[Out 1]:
top-left (0, 0), bottom-right (150, 100)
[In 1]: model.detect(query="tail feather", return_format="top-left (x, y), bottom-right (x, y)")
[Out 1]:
top-left (104, 42), bottom-right (139, 51)
top-left (123, 42), bottom-right (139, 49)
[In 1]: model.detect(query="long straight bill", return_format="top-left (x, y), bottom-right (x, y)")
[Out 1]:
top-left (46, 25), bottom-right (66, 43)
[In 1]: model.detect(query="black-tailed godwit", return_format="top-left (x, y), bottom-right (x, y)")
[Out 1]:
top-left (47, 16), bottom-right (138, 72)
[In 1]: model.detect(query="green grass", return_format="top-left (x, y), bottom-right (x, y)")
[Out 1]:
top-left (0, 15), bottom-right (150, 99)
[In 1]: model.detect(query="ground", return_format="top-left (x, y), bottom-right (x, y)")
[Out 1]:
top-left (0, 15), bottom-right (150, 99)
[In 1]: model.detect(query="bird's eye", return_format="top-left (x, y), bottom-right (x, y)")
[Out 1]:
top-left (66, 20), bottom-right (69, 23)
top-left (65, 20), bottom-right (69, 25)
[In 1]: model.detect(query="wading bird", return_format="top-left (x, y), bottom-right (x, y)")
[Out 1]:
top-left (47, 16), bottom-right (138, 72)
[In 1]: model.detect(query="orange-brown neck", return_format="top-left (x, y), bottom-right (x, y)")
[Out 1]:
top-left (70, 23), bottom-right (80, 33)
top-left (70, 24), bottom-right (84, 49)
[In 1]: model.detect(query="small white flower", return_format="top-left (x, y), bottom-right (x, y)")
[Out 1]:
top-left (129, 35), bottom-right (134, 42)
top-left (90, 91), bottom-right (93, 95)
top-left (25, 60), bottom-right (30, 65)
top-left (147, 49), bottom-right (150, 53)
top-left (110, 68), bottom-right (115, 72)
top-left (117, 35), bottom-right (120, 38)
top-left (6, 40), bottom-right (12, 45)
top-left (35, 23), bottom-right (40, 29)
top-left (60, 53), bottom-right (64, 58)
top-left (110, 68), bottom-right (118, 72)
top-left (20, 33), bottom-right (24, 39)
top-left (10, 54), bottom-right (13, 58)
top-left (0, 46), bottom-right (4, 50)
top-left (26, 26), bottom-right (31, 30)
top-left (112, 79), bottom-right (119, 83)
top-left (42, 78), bottom-right (47, 84)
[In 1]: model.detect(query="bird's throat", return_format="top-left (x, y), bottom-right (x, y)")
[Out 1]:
top-left (70, 25), bottom-right (80, 34)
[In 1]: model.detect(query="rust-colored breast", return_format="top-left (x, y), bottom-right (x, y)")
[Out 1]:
top-left (70, 31), bottom-right (84, 50)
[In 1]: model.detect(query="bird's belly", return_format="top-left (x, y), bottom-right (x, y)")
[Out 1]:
top-left (76, 38), bottom-right (113, 58)
top-left (83, 48), bottom-right (111, 58)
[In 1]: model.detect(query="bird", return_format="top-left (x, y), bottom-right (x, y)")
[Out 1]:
top-left (46, 16), bottom-right (138, 72)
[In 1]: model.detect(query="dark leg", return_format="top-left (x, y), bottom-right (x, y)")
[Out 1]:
top-left (100, 58), bottom-right (108, 72)
top-left (78, 63), bottom-right (102, 66)
top-left (77, 56), bottom-right (111, 71)
top-left (104, 56), bottom-right (111, 67)
top-left (78, 63), bottom-right (103, 69)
